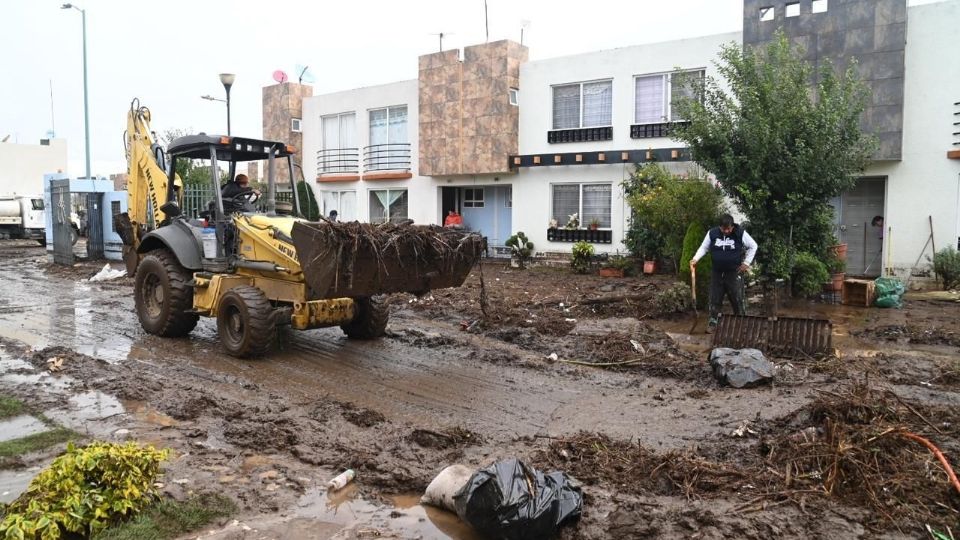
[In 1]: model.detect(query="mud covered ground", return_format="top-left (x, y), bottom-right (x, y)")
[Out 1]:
top-left (1, 239), bottom-right (959, 539)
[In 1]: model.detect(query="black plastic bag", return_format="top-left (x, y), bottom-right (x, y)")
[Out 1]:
top-left (453, 458), bottom-right (582, 540)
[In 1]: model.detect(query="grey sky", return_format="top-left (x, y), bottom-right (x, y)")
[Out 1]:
top-left (0, 0), bottom-right (944, 177)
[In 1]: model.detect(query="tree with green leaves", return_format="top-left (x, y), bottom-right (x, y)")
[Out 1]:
top-left (671, 32), bottom-right (877, 279)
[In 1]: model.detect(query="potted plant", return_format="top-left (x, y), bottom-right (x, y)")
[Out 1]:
top-left (548, 218), bottom-right (559, 230)
top-left (639, 228), bottom-right (664, 275)
top-left (588, 218), bottom-right (600, 231)
top-left (565, 213), bottom-right (580, 230)
top-left (505, 232), bottom-right (534, 269)
top-left (600, 254), bottom-right (631, 278)
top-left (826, 253), bottom-right (846, 292)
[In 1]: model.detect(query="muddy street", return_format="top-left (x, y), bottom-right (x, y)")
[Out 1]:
top-left (2, 239), bottom-right (960, 538)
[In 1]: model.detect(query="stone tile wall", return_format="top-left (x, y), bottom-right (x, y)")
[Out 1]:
top-left (743, 0), bottom-right (906, 159)
top-left (419, 40), bottom-right (527, 175)
top-left (262, 82), bottom-right (313, 183)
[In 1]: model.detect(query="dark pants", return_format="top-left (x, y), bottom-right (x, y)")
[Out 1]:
top-left (709, 268), bottom-right (745, 322)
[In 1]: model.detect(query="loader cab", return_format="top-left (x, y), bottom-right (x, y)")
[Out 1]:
top-left (164, 134), bottom-right (300, 259)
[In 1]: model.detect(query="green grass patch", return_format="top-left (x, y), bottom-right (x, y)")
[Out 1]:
top-left (0, 395), bottom-right (24, 419)
top-left (0, 427), bottom-right (78, 458)
top-left (95, 493), bottom-right (238, 540)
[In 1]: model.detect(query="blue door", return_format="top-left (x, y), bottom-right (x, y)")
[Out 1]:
top-left (461, 186), bottom-right (512, 247)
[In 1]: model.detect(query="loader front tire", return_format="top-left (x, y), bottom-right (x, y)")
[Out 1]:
top-left (341, 296), bottom-right (389, 339)
top-left (134, 249), bottom-right (199, 337)
top-left (217, 286), bottom-right (276, 358)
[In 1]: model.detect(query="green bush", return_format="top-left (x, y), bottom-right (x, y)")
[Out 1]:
top-left (678, 222), bottom-right (711, 308)
top-left (931, 246), bottom-right (960, 290)
top-left (622, 218), bottom-right (664, 261)
top-left (571, 241), bottom-right (595, 274)
top-left (1, 441), bottom-right (169, 539)
top-left (505, 232), bottom-right (535, 269)
top-left (791, 252), bottom-right (829, 298)
top-left (603, 254), bottom-right (633, 274)
top-left (623, 163), bottom-right (725, 264)
top-left (296, 180), bottom-right (321, 220)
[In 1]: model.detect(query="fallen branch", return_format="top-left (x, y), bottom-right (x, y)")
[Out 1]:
top-left (581, 294), bottom-right (650, 306)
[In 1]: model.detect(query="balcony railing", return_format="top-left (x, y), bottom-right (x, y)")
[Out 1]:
top-left (317, 148), bottom-right (359, 174)
top-left (363, 143), bottom-right (411, 172)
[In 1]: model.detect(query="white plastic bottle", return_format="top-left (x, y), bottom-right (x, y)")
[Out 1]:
top-left (327, 469), bottom-right (356, 491)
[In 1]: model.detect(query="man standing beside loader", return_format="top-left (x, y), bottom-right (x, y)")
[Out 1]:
top-left (690, 214), bottom-right (758, 333)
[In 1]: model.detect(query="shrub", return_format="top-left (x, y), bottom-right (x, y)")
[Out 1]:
top-left (623, 163), bottom-right (725, 264)
top-left (505, 232), bottom-right (534, 269)
top-left (654, 282), bottom-right (693, 314)
top-left (622, 218), bottom-right (664, 261)
top-left (791, 252), bottom-right (830, 297)
top-left (296, 180), bottom-right (321, 220)
top-left (0, 441), bottom-right (169, 539)
top-left (678, 222), bottom-right (711, 308)
top-left (603, 254), bottom-right (633, 272)
top-left (931, 246), bottom-right (960, 290)
top-left (571, 241), bottom-right (595, 274)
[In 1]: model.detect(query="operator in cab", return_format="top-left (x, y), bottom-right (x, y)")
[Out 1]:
top-left (221, 174), bottom-right (259, 199)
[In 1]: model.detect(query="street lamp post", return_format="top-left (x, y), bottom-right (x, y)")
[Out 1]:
top-left (61, 3), bottom-right (91, 180)
top-left (219, 73), bottom-right (235, 136)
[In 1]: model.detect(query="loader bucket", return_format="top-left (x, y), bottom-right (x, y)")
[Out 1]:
top-left (711, 315), bottom-right (833, 357)
top-left (291, 221), bottom-right (486, 300)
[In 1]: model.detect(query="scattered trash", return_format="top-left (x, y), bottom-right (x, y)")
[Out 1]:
top-left (564, 318), bottom-right (576, 323)
top-left (788, 426), bottom-right (821, 443)
top-left (546, 353), bottom-right (558, 362)
top-left (731, 421), bottom-right (758, 437)
top-left (709, 348), bottom-right (774, 388)
top-left (874, 277), bottom-right (906, 308)
top-left (421, 464), bottom-right (474, 513)
top-left (327, 469), bottom-right (356, 491)
top-left (630, 339), bottom-right (645, 354)
top-left (46, 357), bottom-right (64, 372)
top-left (453, 458), bottom-right (582, 540)
top-left (88, 263), bottom-right (126, 282)
top-left (172, 478), bottom-right (191, 485)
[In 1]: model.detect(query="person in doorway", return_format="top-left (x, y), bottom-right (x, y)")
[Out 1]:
top-left (871, 215), bottom-right (884, 240)
top-left (444, 210), bottom-right (463, 228)
top-left (328, 209), bottom-right (338, 222)
top-left (690, 214), bottom-right (759, 333)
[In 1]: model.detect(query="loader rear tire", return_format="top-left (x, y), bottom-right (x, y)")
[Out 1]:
top-left (134, 249), bottom-right (199, 337)
top-left (217, 286), bottom-right (276, 358)
top-left (341, 296), bottom-right (389, 339)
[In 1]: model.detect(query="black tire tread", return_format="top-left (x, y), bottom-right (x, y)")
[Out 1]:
top-left (134, 249), bottom-right (199, 337)
top-left (217, 285), bottom-right (275, 358)
top-left (341, 296), bottom-right (389, 339)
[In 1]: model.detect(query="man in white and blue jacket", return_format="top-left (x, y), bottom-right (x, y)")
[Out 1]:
top-left (689, 214), bottom-right (758, 333)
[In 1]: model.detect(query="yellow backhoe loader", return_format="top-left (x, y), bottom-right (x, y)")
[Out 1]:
top-left (116, 100), bottom-right (483, 357)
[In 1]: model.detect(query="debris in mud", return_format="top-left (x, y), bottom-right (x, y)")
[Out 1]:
top-left (223, 416), bottom-right (299, 450)
top-left (409, 427), bottom-right (482, 449)
top-left (709, 348), bottom-right (774, 388)
top-left (341, 405), bottom-right (386, 427)
top-left (422, 464), bottom-right (474, 512)
top-left (454, 458), bottom-right (583, 540)
top-left (854, 324), bottom-right (960, 348)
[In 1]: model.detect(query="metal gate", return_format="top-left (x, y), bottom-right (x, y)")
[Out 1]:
top-left (51, 179), bottom-right (74, 265)
top-left (86, 192), bottom-right (104, 260)
top-left (837, 178), bottom-right (885, 276)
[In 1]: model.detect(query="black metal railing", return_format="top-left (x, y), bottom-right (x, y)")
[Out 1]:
top-left (630, 121), bottom-right (688, 139)
top-left (547, 228), bottom-right (612, 244)
top-left (363, 143), bottom-right (411, 172)
top-left (547, 126), bottom-right (613, 144)
top-left (317, 148), bottom-right (359, 174)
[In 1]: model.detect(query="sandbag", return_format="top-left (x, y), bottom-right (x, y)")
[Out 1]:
top-left (453, 458), bottom-right (582, 540)
top-left (421, 464), bottom-right (474, 513)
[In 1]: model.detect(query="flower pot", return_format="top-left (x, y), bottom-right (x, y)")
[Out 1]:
top-left (829, 272), bottom-right (845, 291)
top-left (589, 224), bottom-right (599, 231)
top-left (599, 267), bottom-right (624, 278)
top-left (643, 260), bottom-right (658, 275)
top-left (829, 244), bottom-right (848, 262)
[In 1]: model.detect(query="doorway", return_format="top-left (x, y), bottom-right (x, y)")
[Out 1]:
top-left (835, 177), bottom-right (885, 276)
top-left (439, 185), bottom-right (512, 247)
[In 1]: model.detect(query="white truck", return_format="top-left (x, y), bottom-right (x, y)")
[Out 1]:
top-left (0, 195), bottom-right (47, 244)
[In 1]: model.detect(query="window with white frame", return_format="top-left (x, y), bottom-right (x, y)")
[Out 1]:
top-left (552, 80), bottom-right (612, 129)
top-left (551, 183), bottom-right (612, 228)
top-left (320, 190), bottom-right (357, 222)
top-left (634, 70), bottom-right (704, 124)
top-left (291, 118), bottom-right (302, 132)
top-left (320, 112), bottom-right (356, 173)
top-left (509, 88), bottom-right (519, 106)
top-left (369, 189), bottom-right (408, 223)
top-left (369, 106), bottom-right (408, 170)
top-left (463, 188), bottom-right (484, 208)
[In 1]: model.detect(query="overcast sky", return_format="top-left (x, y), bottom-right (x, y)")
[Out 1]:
top-left (0, 0), bottom-right (945, 177)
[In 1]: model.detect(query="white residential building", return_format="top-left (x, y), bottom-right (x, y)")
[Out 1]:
top-left (281, 0), bottom-right (960, 278)
top-left (0, 138), bottom-right (68, 195)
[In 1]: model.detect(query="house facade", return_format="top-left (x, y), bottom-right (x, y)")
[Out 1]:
top-left (273, 0), bottom-right (959, 278)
